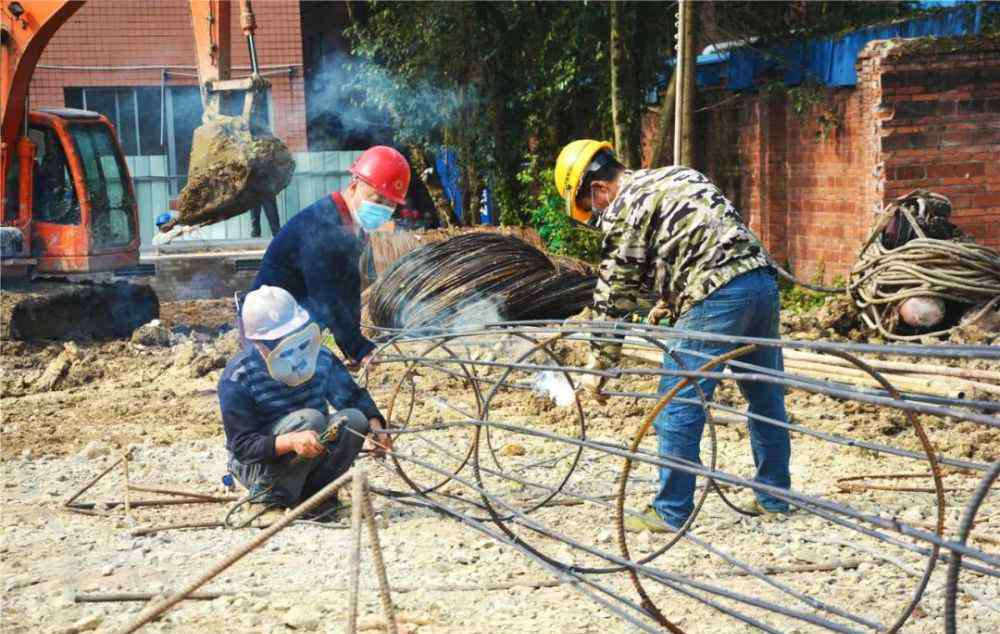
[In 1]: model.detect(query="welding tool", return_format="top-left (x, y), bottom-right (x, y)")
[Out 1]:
top-left (289, 413), bottom-right (342, 465)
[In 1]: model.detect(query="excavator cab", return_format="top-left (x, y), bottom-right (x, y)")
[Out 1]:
top-left (1, 108), bottom-right (157, 341)
top-left (3, 109), bottom-right (139, 272)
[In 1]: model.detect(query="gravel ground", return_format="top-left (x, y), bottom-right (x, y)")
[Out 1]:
top-left (2, 300), bottom-right (998, 633)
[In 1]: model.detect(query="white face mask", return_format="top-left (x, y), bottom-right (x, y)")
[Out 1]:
top-left (262, 323), bottom-right (322, 386)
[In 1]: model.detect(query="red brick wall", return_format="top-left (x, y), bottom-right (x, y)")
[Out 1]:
top-left (30, 0), bottom-right (306, 151)
top-left (865, 38), bottom-right (1000, 251)
top-left (641, 35), bottom-right (1000, 282)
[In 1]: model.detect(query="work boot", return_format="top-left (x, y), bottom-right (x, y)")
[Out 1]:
top-left (751, 499), bottom-right (794, 521)
top-left (623, 506), bottom-right (678, 533)
top-left (302, 497), bottom-right (347, 524)
top-left (246, 503), bottom-right (286, 529)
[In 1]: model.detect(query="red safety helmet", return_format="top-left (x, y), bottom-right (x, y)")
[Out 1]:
top-left (349, 146), bottom-right (411, 206)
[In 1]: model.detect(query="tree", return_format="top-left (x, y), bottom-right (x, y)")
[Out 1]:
top-left (610, 1), bottom-right (640, 168)
top-left (339, 1), bottom-right (923, 236)
top-left (343, 2), bottom-right (675, 228)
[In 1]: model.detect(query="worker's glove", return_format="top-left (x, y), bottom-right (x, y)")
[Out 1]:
top-left (577, 361), bottom-right (608, 404)
top-left (646, 299), bottom-right (673, 326)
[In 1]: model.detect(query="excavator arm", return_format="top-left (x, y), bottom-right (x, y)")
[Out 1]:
top-left (173, 0), bottom-right (293, 229)
top-left (1, 1), bottom-right (84, 244)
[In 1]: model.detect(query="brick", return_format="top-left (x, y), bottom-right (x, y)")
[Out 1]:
top-left (893, 100), bottom-right (937, 118)
top-left (958, 99), bottom-right (988, 114)
top-left (926, 163), bottom-right (986, 179)
top-left (892, 165), bottom-right (927, 180)
top-left (972, 192), bottom-right (1000, 207)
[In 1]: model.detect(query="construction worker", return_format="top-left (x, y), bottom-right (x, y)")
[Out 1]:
top-left (555, 140), bottom-right (791, 532)
top-left (250, 146), bottom-right (410, 368)
top-left (219, 285), bottom-right (392, 524)
top-left (250, 195), bottom-right (281, 238)
top-left (151, 211), bottom-right (177, 246)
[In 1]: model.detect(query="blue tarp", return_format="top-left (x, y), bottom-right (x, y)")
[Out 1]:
top-left (687, 3), bottom-right (991, 91)
top-left (434, 148), bottom-right (464, 224)
top-left (433, 148), bottom-right (497, 225)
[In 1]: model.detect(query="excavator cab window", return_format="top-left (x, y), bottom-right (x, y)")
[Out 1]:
top-left (29, 126), bottom-right (81, 225)
top-left (67, 122), bottom-right (136, 249)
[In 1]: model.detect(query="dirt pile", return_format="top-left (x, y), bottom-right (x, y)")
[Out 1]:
top-left (0, 300), bottom-right (240, 461)
top-left (176, 115), bottom-right (294, 227)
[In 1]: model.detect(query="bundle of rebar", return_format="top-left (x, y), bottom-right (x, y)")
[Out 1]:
top-left (848, 189), bottom-right (1000, 341)
top-left (366, 233), bottom-right (596, 329)
top-left (360, 226), bottom-right (545, 288)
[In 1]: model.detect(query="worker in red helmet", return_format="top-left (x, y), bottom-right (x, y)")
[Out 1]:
top-left (250, 146), bottom-right (411, 368)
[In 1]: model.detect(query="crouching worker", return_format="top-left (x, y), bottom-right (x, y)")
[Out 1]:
top-left (219, 285), bottom-right (392, 525)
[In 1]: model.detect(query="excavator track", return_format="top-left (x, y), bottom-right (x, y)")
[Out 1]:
top-left (1, 280), bottom-right (158, 341)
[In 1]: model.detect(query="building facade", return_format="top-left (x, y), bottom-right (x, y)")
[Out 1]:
top-left (28, 0), bottom-right (360, 245)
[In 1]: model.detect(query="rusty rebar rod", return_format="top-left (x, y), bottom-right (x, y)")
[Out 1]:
top-left (115, 470), bottom-right (354, 634)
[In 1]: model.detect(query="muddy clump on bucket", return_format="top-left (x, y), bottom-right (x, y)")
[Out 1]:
top-left (176, 114), bottom-right (295, 226)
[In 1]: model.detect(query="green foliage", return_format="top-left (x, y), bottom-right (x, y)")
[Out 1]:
top-left (764, 80), bottom-right (842, 140)
top-left (517, 162), bottom-right (601, 262)
top-left (711, 2), bottom-right (918, 42)
top-left (340, 1), bottom-right (933, 226)
top-left (343, 1), bottom-right (676, 226)
top-left (780, 283), bottom-right (829, 314)
top-left (779, 263), bottom-right (844, 313)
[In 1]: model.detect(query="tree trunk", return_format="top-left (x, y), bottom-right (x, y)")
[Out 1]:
top-left (648, 70), bottom-right (677, 168)
top-left (610, 1), bottom-right (640, 168)
top-left (408, 145), bottom-right (454, 228)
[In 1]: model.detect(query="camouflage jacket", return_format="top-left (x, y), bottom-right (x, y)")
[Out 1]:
top-left (589, 166), bottom-right (770, 368)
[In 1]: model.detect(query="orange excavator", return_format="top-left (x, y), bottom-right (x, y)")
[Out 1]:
top-left (0, 0), bottom-right (290, 339)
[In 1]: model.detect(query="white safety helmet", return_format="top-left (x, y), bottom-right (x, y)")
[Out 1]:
top-left (241, 285), bottom-right (311, 341)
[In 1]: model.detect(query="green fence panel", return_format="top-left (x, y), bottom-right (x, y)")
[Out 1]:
top-left (128, 150), bottom-right (361, 246)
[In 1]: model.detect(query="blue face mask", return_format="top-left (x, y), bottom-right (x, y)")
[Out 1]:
top-left (356, 201), bottom-right (394, 231)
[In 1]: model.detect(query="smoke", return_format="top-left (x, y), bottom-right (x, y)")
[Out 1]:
top-left (306, 52), bottom-right (476, 146)
top-left (395, 294), bottom-right (506, 333)
top-left (533, 371), bottom-right (575, 407)
top-left (447, 297), bottom-right (504, 331)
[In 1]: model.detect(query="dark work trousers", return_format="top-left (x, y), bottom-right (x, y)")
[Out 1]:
top-left (228, 408), bottom-right (371, 506)
top-left (251, 196), bottom-right (281, 238)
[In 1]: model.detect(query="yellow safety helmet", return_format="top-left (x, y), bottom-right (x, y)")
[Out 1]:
top-left (554, 139), bottom-right (614, 223)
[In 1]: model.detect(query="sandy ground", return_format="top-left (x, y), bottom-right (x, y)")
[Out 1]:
top-left (2, 299), bottom-right (998, 633)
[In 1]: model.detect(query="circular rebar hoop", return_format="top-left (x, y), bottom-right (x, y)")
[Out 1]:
top-left (616, 345), bottom-right (755, 632)
top-left (364, 320), bottom-right (991, 633)
top-left (822, 348), bottom-right (946, 634)
top-left (614, 343), bottom-right (948, 633)
top-left (474, 332), bottom-right (587, 518)
top-left (944, 461), bottom-right (1000, 634)
top-left (383, 337), bottom-right (485, 497)
top-left (617, 340), bottom-right (728, 567)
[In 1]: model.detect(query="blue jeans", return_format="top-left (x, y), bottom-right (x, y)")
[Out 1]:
top-left (651, 267), bottom-right (791, 528)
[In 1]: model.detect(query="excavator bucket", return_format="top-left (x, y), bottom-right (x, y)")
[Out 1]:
top-left (175, 81), bottom-right (294, 227)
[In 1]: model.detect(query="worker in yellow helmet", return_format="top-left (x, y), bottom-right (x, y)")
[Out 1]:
top-left (553, 140), bottom-right (615, 226)
top-left (555, 140), bottom-right (792, 533)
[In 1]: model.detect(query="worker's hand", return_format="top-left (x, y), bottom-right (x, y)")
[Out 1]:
top-left (365, 418), bottom-right (393, 459)
top-left (278, 430), bottom-right (326, 459)
top-left (347, 352), bottom-right (376, 372)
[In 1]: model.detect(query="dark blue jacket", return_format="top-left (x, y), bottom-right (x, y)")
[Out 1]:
top-left (251, 194), bottom-right (375, 362)
top-left (219, 345), bottom-right (383, 464)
